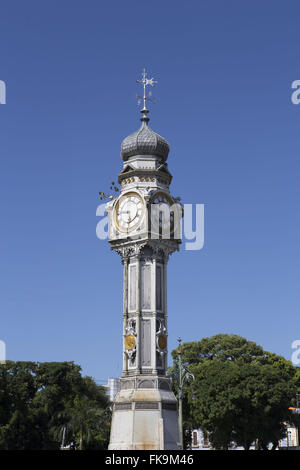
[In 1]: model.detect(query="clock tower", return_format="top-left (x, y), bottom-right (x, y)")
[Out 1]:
top-left (107, 70), bottom-right (182, 450)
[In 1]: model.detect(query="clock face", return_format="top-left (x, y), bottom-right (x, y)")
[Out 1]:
top-left (113, 192), bottom-right (144, 233)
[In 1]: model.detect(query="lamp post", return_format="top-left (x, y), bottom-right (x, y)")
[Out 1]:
top-left (172, 337), bottom-right (195, 450)
top-left (289, 397), bottom-right (300, 447)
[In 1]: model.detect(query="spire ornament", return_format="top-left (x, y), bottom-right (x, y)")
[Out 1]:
top-left (136, 68), bottom-right (157, 121)
top-left (121, 69), bottom-right (169, 161)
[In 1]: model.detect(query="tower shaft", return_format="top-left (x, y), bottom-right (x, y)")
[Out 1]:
top-left (108, 241), bottom-right (179, 450)
top-left (107, 70), bottom-right (181, 450)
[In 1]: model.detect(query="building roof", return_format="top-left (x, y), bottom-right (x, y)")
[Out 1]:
top-left (121, 111), bottom-right (169, 162)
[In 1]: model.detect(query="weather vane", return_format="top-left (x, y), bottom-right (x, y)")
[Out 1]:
top-left (136, 68), bottom-right (157, 111)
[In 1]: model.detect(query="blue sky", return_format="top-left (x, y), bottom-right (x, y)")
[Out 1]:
top-left (1, 0), bottom-right (300, 383)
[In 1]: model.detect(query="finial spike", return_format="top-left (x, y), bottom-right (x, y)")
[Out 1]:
top-left (136, 68), bottom-right (157, 121)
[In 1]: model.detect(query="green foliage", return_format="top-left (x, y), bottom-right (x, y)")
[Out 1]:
top-left (172, 334), bottom-right (266, 365)
top-left (0, 361), bottom-right (110, 450)
top-left (171, 334), bottom-right (299, 450)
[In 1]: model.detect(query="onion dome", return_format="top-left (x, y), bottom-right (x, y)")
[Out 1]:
top-left (121, 109), bottom-right (170, 162)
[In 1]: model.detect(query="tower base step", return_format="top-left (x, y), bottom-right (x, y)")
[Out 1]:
top-left (108, 388), bottom-right (179, 450)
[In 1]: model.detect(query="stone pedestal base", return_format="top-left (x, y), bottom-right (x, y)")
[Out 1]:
top-left (108, 380), bottom-right (179, 450)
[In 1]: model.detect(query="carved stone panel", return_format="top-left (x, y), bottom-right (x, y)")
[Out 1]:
top-left (156, 264), bottom-right (162, 311)
top-left (135, 402), bottom-right (159, 410)
top-left (158, 379), bottom-right (171, 391)
top-left (141, 264), bottom-right (151, 310)
top-left (137, 379), bottom-right (155, 389)
top-left (120, 380), bottom-right (135, 390)
top-left (114, 403), bottom-right (132, 411)
top-left (141, 319), bottom-right (151, 367)
top-left (129, 265), bottom-right (136, 311)
top-left (162, 403), bottom-right (177, 411)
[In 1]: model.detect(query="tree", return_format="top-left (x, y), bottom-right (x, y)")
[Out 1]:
top-left (55, 377), bottom-right (111, 450)
top-left (172, 335), bottom-right (299, 450)
top-left (60, 395), bottom-right (107, 450)
top-left (0, 361), bottom-right (110, 450)
top-left (0, 361), bottom-right (49, 450)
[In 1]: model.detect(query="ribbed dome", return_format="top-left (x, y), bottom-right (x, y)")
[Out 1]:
top-left (121, 117), bottom-right (169, 162)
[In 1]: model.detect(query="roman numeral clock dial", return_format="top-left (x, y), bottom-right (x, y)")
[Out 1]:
top-left (113, 192), bottom-right (144, 233)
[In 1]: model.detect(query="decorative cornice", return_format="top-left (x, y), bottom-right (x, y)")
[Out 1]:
top-left (110, 238), bottom-right (180, 262)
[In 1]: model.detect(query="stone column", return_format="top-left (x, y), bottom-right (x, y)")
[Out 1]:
top-left (163, 254), bottom-right (168, 371)
top-left (152, 256), bottom-right (157, 375)
top-left (122, 256), bottom-right (129, 376)
top-left (136, 254), bottom-right (141, 374)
